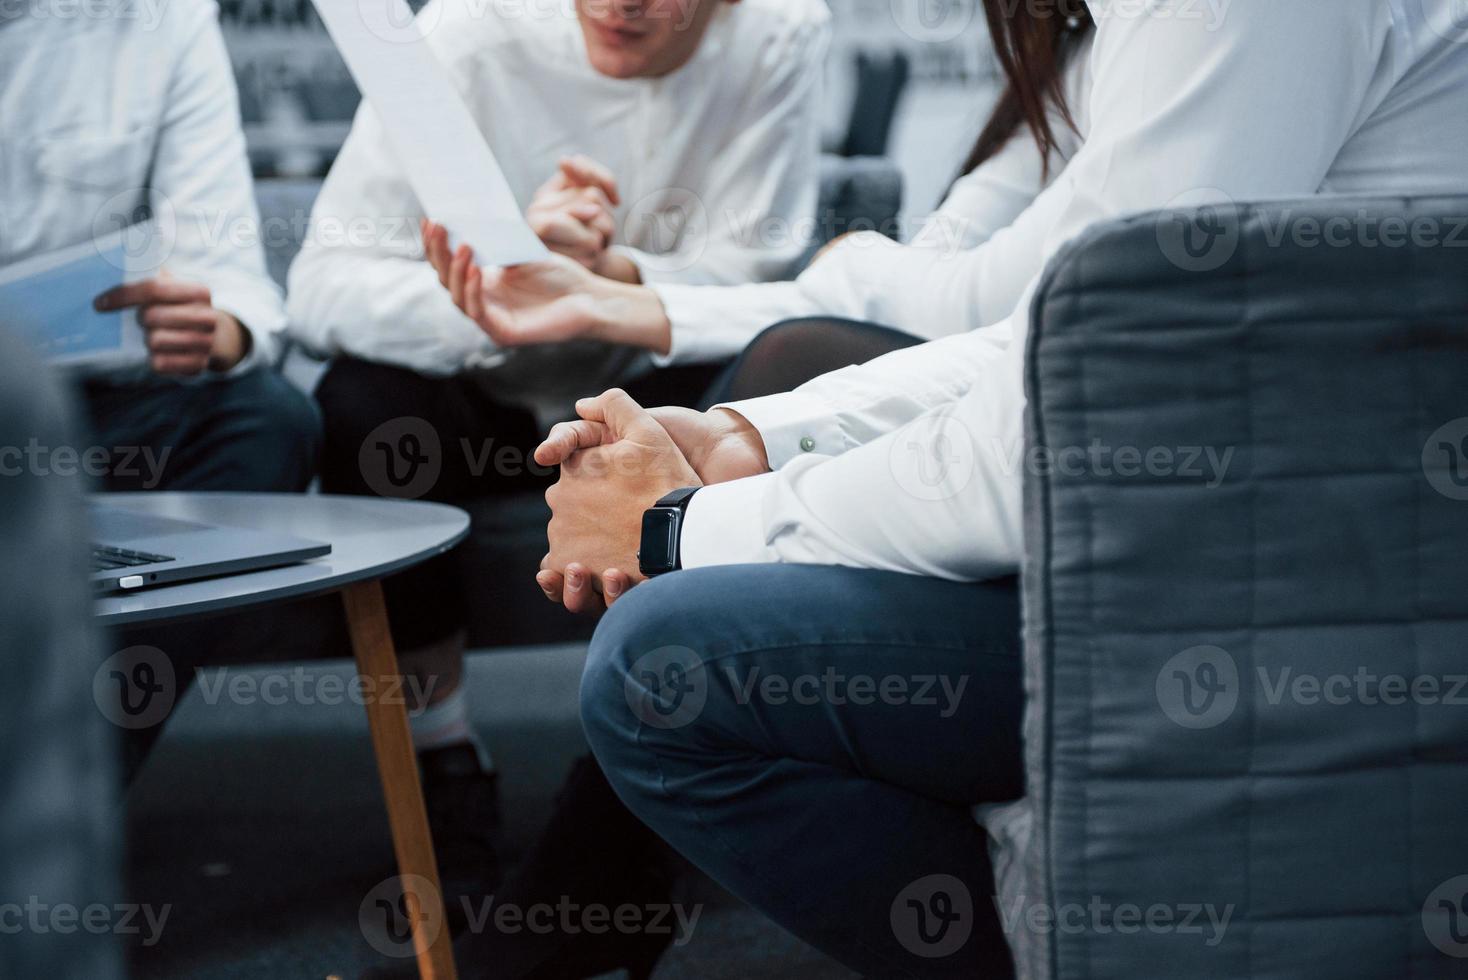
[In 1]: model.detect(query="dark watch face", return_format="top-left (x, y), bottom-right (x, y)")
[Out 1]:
top-left (639, 509), bottom-right (680, 576)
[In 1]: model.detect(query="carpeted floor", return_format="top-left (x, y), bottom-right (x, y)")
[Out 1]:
top-left (123, 644), bottom-right (857, 980)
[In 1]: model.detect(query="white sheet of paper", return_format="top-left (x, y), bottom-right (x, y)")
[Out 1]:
top-left (310, 0), bottom-right (549, 267)
top-left (0, 224), bottom-right (153, 368)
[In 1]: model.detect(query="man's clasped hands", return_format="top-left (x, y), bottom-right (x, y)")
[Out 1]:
top-left (527, 390), bottom-right (770, 615)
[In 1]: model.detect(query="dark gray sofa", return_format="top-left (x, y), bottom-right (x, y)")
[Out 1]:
top-left (1005, 195), bottom-right (1468, 978)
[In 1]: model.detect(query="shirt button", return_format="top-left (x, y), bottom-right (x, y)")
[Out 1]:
top-left (799, 437), bottom-right (816, 453)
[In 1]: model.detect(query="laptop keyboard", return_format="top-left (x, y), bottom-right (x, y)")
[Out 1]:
top-left (92, 545), bottom-right (175, 572)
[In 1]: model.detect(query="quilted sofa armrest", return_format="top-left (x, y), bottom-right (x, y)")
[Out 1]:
top-left (1014, 196), bottom-right (1468, 979)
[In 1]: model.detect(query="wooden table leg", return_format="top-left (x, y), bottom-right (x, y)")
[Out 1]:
top-left (342, 579), bottom-right (459, 980)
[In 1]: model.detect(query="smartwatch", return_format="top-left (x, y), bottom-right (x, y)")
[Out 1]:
top-left (638, 487), bottom-right (700, 577)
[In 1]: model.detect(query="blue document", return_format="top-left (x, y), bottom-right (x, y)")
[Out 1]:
top-left (0, 226), bottom-right (148, 367)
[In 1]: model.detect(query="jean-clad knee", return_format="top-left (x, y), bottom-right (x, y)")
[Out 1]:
top-left (578, 573), bottom-right (674, 778)
top-left (578, 571), bottom-right (722, 811)
top-left (578, 565), bottom-right (1023, 979)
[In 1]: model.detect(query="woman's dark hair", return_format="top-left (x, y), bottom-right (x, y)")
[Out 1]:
top-left (960, 1), bottom-right (1094, 178)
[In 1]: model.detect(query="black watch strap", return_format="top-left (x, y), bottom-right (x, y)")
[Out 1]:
top-left (655, 487), bottom-right (702, 511)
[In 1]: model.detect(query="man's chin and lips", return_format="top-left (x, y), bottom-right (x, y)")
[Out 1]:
top-left (587, 16), bottom-right (652, 54)
top-left (94, 277), bottom-right (249, 375)
top-left (581, 14), bottom-right (672, 78)
top-left (576, 0), bottom-right (728, 80)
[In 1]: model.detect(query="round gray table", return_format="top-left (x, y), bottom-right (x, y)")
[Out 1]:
top-left (95, 493), bottom-right (468, 980)
top-left (95, 492), bottom-right (468, 627)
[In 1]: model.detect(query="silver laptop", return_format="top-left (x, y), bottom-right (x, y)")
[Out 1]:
top-left (90, 505), bottom-right (331, 593)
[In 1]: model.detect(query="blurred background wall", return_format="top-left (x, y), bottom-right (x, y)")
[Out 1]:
top-left (219, 0), bottom-right (1001, 228)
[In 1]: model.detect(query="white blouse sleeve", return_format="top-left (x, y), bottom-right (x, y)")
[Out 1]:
top-left (651, 34), bottom-right (1096, 365)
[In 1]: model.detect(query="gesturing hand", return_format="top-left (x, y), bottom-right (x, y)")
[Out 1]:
top-left (423, 219), bottom-right (603, 347)
top-left (94, 275), bottom-right (249, 375)
top-left (422, 218), bottom-right (674, 353)
top-left (526, 155), bottom-right (621, 272)
top-left (537, 389), bottom-right (702, 616)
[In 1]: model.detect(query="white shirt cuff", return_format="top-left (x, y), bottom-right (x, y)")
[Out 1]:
top-left (715, 391), bottom-right (848, 470)
top-left (680, 475), bottom-right (779, 570)
top-left (206, 276), bottom-right (287, 375)
top-left (215, 307), bottom-right (282, 376)
top-left (646, 282), bottom-right (709, 368)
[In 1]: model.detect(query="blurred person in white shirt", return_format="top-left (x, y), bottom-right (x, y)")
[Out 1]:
top-left (286, 0), bottom-right (830, 927)
top-left (0, 0), bottom-right (319, 497)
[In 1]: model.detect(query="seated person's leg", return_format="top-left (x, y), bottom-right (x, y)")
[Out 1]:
top-left (581, 565), bottom-right (1023, 980)
top-left (81, 370), bottom-right (320, 493)
top-left (316, 357), bottom-right (548, 502)
top-left (315, 356), bottom-right (551, 901)
top-left (314, 356), bottom-right (548, 669)
top-left (704, 316), bottom-right (925, 406)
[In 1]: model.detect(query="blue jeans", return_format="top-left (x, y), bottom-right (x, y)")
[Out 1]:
top-left (580, 564), bottom-right (1023, 979)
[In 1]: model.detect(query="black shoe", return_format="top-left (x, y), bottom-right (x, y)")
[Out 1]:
top-left (363, 755), bottom-right (679, 980)
top-left (418, 743), bottom-right (503, 933)
top-left (514, 755), bottom-right (678, 980)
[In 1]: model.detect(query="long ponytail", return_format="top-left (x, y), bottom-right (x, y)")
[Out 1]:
top-left (960, 2), bottom-right (1093, 178)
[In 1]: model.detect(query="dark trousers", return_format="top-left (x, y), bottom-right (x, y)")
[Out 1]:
top-left (80, 369), bottom-right (321, 493)
top-left (314, 358), bottom-right (726, 651)
top-left (580, 565), bottom-right (1023, 979)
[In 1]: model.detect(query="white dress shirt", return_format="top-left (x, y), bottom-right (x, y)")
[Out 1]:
top-left (653, 34), bottom-right (1095, 364)
top-left (682, 0), bottom-right (1468, 580)
top-left (0, 0), bottom-right (288, 377)
top-left (287, 0), bottom-right (830, 407)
